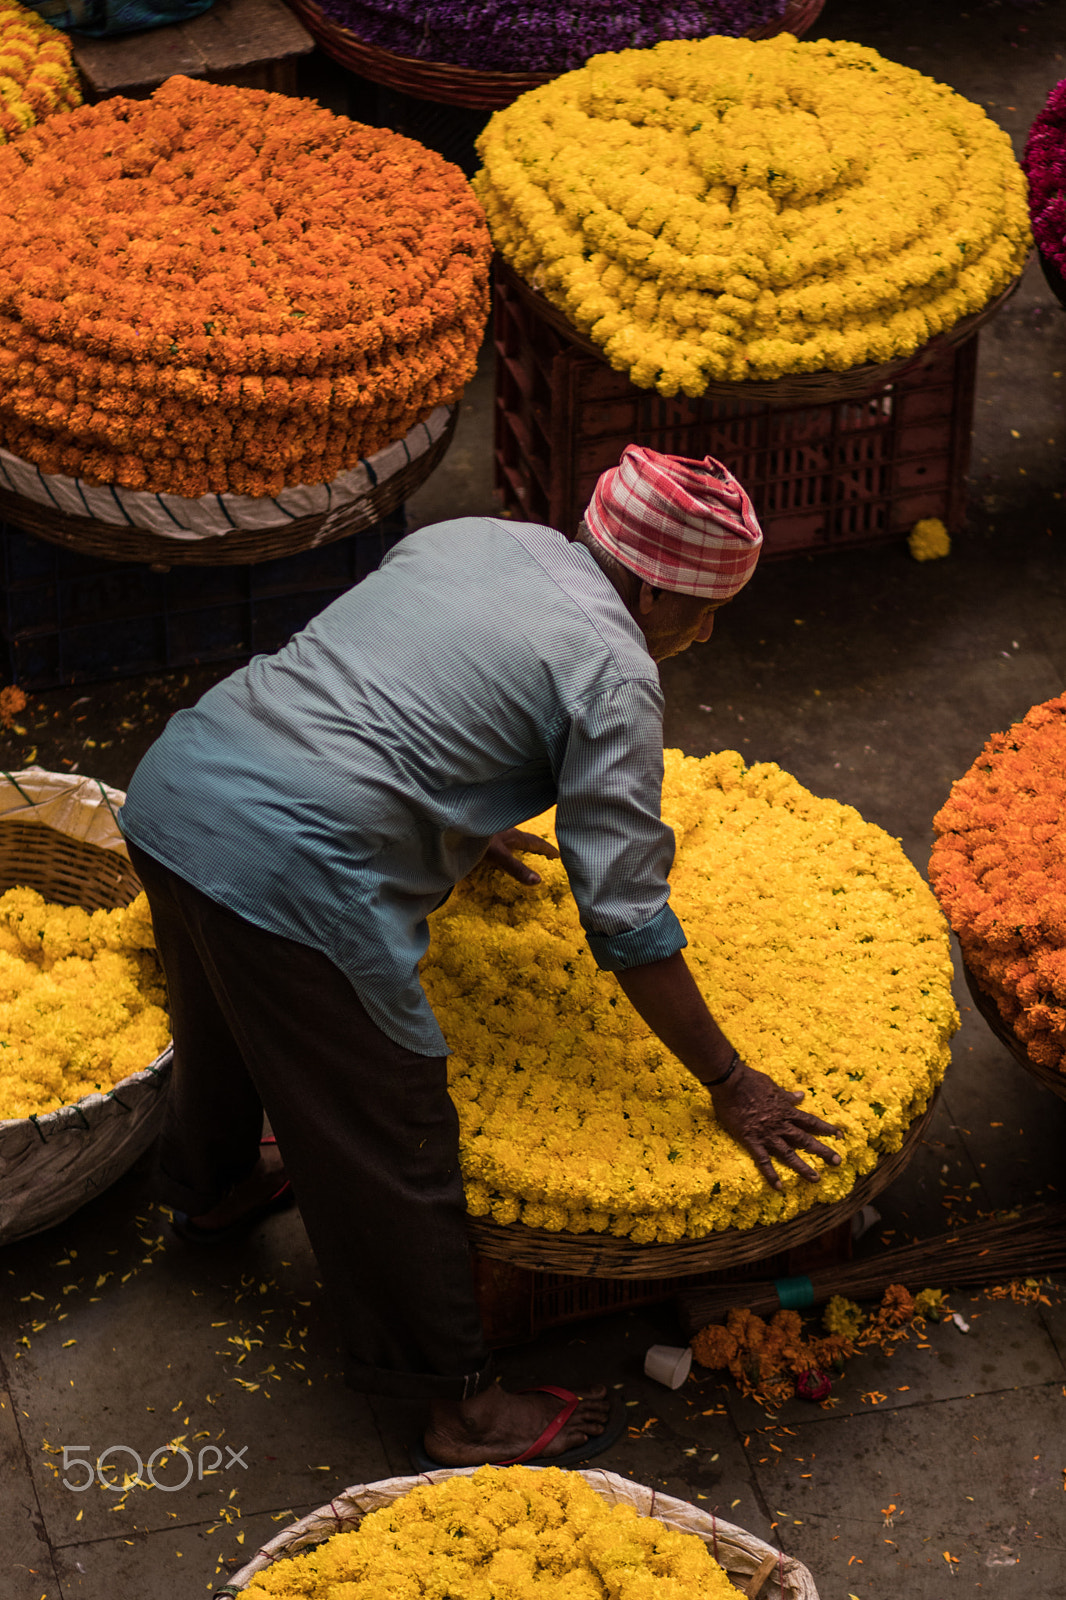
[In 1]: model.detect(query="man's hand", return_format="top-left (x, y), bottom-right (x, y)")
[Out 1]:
top-left (482, 828), bottom-right (560, 887)
top-left (709, 1058), bottom-right (843, 1192)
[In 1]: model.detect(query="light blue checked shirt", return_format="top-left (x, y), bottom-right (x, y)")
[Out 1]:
top-left (119, 516), bottom-right (686, 1055)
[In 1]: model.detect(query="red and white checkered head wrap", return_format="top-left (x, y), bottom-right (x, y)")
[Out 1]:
top-left (585, 445), bottom-right (763, 601)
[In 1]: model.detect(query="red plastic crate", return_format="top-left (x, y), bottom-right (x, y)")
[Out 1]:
top-left (493, 263), bottom-right (977, 557)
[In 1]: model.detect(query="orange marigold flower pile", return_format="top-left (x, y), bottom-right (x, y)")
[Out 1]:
top-left (0, 0), bottom-right (80, 145)
top-left (691, 1284), bottom-right (940, 1411)
top-left (0, 76), bottom-right (490, 499)
top-left (930, 693), bottom-right (1066, 1074)
top-left (691, 1306), bottom-right (853, 1410)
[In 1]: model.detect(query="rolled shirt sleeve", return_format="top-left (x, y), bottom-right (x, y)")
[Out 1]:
top-left (553, 678), bottom-right (687, 972)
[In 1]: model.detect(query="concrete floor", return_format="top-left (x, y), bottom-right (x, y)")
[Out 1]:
top-left (3, 0), bottom-right (1066, 1595)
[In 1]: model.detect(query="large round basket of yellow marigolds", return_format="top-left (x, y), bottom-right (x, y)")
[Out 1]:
top-left (0, 75), bottom-right (490, 565)
top-left (215, 1465), bottom-right (819, 1599)
top-left (473, 33), bottom-right (1030, 403)
top-left (0, 768), bottom-right (172, 1245)
top-left (930, 693), bottom-right (1066, 1103)
top-left (428, 750), bottom-right (958, 1277)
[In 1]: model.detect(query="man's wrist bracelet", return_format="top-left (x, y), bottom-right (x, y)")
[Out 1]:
top-left (703, 1049), bottom-right (741, 1088)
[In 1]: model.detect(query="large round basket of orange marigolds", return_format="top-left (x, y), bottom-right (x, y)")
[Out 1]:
top-left (426, 749), bottom-right (959, 1278)
top-left (930, 692), bottom-right (1066, 1102)
top-left (0, 76), bottom-right (491, 565)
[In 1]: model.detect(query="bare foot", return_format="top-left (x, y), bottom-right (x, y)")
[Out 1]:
top-left (424, 1384), bottom-right (611, 1467)
top-left (188, 1144), bottom-right (288, 1231)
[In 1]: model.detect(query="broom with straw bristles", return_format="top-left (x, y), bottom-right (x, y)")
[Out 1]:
top-left (677, 1203), bottom-right (1066, 1336)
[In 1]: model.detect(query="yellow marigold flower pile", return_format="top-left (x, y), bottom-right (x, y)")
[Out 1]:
top-left (0, 887), bottom-right (170, 1121)
top-left (242, 1465), bottom-right (737, 1600)
top-left (0, 0), bottom-right (80, 145)
top-left (473, 34), bottom-right (1030, 393)
top-left (423, 750), bottom-right (958, 1242)
top-left (0, 76), bottom-right (490, 499)
top-left (908, 517), bottom-right (951, 562)
top-left (930, 693), bottom-right (1066, 1074)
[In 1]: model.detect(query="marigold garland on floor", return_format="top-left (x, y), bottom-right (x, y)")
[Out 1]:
top-left (241, 1464), bottom-right (738, 1599)
top-left (473, 35), bottom-right (1030, 394)
top-left (691, 1285), bottom-right (949, 1411)
top-left (0, 887), bottom-right (170, 1121)
top-left (314, 0), bottom-right (789, 76)
top-left (1023, 77), bottom-right (1066, 280)
top-left (423, 750), bottom-right (958, 1242)
top-left (0, 0), bottom-right (80, 144)
top-left (929, 693), bottom-right (1066, 1075)
top-left (0, 76), bottom-right (490, 499)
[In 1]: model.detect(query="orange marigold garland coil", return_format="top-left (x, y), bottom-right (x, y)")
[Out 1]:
top-left (930, 692), bottom-right (1066, 1074)
top-left (0, 76), bottom-right (490, 498)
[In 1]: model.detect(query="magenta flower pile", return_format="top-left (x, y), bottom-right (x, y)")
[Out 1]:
top-left (316, 0), bottom-right (789, 73)
top-left (1023, 77), bottom-right (1066, 275)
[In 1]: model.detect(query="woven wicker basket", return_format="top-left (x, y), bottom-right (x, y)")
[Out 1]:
top-left (0, 407), bottom-right (456, 569)
top-left (464, 1095), bottom-right (937, 1279)
top-left (748, 0), bottom-right (825, 39)
top-left (1038, 245), bottom-right (1066, 310)
top-left (0, 770), bottom-right (172, 1245)
top-left (963, 961), bottom-right (1066, 1104)
top-left (214, 1466), bottom-right (820, 1599)
top-left (497, 258), bottom-right (1022, 407)
top-left (286, 0), bottom-right (827, 110)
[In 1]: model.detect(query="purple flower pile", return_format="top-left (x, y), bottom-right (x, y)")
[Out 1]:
top-left (317, 0), bottom-right (790, 74)
top-left (1023, 77), bottom-right (1066, 275)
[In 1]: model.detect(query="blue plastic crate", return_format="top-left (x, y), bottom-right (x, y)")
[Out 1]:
top-left (0, 510), bottom-right (407, 690)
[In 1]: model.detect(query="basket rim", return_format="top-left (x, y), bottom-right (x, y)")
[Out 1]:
top-left (0, 1044), bottom-right (174, 1138)
top-left (1037, 243), bottom-right (1066, 310)
top-left (288, 0), bottom-right (827, 108)
top-left (494, 256), bottom-right (1024, 404)
top-left (0, 406), bottom-right (457, 566)
top-left (0, 765), bottom-right (128, 849)
top-left (961, 959), bottom-right (1066, 1101)
top-left (213, 1465), bottom-right (819, 1598)
top-left (464, 1094), bottom-right (938, 1278)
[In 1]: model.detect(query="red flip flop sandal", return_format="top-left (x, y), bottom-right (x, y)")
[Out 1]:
top-left (498, 1385), bottom-right (581, 1465)
top-left (170, 1135), bottom-right (293, 1245)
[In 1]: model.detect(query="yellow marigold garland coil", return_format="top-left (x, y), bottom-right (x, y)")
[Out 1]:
top-left (241, 1464), bottom-right (739, 1599)
top-left (930, 692), bottom-right (1066, 1074)
top-left (0, 887), bottom-right (170, 1121)
top-left (0, 0), bottom-right (80, 145)
top-left (423, 750), bottom-right (958, 1242)
top-left (472, 34), bottom-right (1031, 394)
top-left (0, 76), bottom-right (490, 499)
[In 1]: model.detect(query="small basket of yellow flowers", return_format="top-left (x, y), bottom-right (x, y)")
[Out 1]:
top-left (0, 767), bottom-right (172, 1244)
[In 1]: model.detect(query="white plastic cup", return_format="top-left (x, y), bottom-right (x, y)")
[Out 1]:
top-left (644, 1343), bottom-right (692, 1389)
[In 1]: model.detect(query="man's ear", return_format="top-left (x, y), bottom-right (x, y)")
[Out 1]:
top-left (637, 581), bottom-right (657, 615)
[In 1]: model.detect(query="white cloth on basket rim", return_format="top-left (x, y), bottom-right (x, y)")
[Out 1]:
top-left (0, 767), bottom-right (128, 856)
top-left (0, 405), bottom-right (453, 543)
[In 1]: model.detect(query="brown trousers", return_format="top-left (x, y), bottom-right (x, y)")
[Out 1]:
top-left (127, 840), bottom-right (490, 1399)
